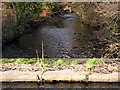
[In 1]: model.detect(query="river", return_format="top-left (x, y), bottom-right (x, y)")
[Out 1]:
top-left (2, 13), bottom-right (103, 58)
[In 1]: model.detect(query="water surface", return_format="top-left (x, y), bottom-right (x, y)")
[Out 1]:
top-left (1, 82), bottom-right (119, 89)
top-left (2, 14), bottom-right (101, 58)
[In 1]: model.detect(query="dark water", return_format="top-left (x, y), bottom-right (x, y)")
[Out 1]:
top-left (1, 82), bottom-right (120, 89)
top-left (2, 14), bottom-right (102, 58)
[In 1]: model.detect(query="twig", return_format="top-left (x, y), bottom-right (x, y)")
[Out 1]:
top-left (36, 49), bottom-right (40, 64)
top-left (40, 40), bottom-right (46, 81)
top-left (42, 40), bottom-right (44, 60)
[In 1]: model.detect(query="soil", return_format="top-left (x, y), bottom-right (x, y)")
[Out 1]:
top-left (0, 62), bottom-right (119, 74)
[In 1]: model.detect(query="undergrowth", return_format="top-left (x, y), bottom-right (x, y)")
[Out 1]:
top-left (0, 58), bottom-right (78, 66)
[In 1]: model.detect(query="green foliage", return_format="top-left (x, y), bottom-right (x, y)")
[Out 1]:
top-left (53, 59), bottom-right (77, 66)
top-left (1, 58), bottom-right (36, 64)
top-left (86, 58), bottom-right (102, 75)
top-left (70, 60), bottom-right (77, 65)
top-left (14, 2), bottom-right (42, 25)
top-left (86, 58), bottom-right (102, 69)
top-left (54, 59), bottom-right (65, 66)
top-left (10, 2), bottom-right (55, 26)
top-left (40, 58), bottom-right (46, 78)
top-left (1, 58), bottom-right (77, 66)
top-left (0, 58), bottom-right (15, 63)
top-left (15, 58), bottom-right (36, 64)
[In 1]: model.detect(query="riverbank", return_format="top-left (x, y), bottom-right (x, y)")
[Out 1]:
top-left (2, 2), bottom-right (119, 58)
top-left (2, 3), bottom-right (54, 45)
top-left (1, 58), bottom-right (120, 83)
top-left (72, 2), bottom-right (119, 58)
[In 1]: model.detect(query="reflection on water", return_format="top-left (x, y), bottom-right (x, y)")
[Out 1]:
top-left (3, 14), bottom-right (101, 58)
top-left (1, 82), bottom-right (119, 89)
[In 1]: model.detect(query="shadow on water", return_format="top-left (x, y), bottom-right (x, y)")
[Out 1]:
top-left (2, 13), bottom-right (103, 58)
top-left (1, 82), bottom-right (120, 89)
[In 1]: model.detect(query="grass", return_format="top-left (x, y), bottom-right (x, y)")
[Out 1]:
top-left (0, 57), bottom-right (78, 81)
top-left (0, 58), bottom-right (36, 64)
top-left (53, 59), bottom-right (77, 66)
top-left (0, 58), bottom-right (78, 66)
top-left (86, 58), bottom-right (103, 75)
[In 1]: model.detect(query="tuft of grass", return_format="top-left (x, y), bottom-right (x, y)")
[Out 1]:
top-left (69, 60), bottom-right (77, 65)
top-left (86, 58), bottom-right (102, 69)
top-left (86, 58), bottom-right (103, 75)
top-left (0, 58), bottom-right (15, 63)
top-left (15, 58), bottom-right (36, 64)
top-left (53, 59), bottom-right (78, 66)
top-left (54, 59), bottom-right (65, 66)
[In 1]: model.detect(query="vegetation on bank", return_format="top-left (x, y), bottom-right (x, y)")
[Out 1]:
top-left (0, 58), bottom-right (104, 75)
top-left (72, 2), bottom-right (119, 58)
top-left (1, 59), bottom-right (119, 83)
top-left (1, 58), bottom-right (119, 76)
top-left (4, 2), bottom-right (55, 24)
top-left (86, 58), bottom-right (103, 75)
top-left (0, 58), bottom-right (78, 66)
top-left (2, 2), bottom-right (55, 44)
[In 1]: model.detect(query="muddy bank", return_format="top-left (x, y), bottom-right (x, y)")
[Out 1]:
top-left (2, 2), bottom-right (66, 46)
top-left (2, 3), bottom-right (46, 45)
top-left (2, 4), bottom-right (44, 45)
top-left (72, 2), bottom-right (119, 29)
top-left (2, 3), bottom-right (16, 45)
top-left (72, 2), bottom-right (119, 58)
